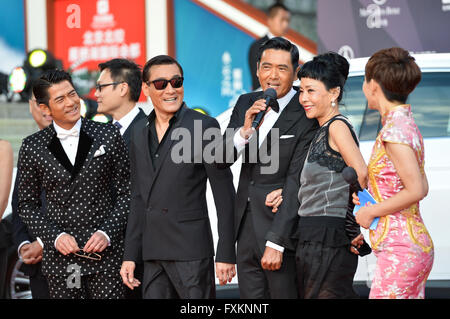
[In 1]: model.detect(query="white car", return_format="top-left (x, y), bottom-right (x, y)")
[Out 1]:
top-left (208, 52), bottom-right (450, 297)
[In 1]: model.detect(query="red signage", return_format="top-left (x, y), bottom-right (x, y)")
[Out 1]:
top-left (49, 0), bottom-right (147, 98)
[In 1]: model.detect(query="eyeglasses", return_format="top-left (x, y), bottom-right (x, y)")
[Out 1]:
top-left (74, 250), bottom-right (102, 261)
top-left (147, 77), bottom-right (184, 90)
top-left (95, 82), bottom-right (124, 92)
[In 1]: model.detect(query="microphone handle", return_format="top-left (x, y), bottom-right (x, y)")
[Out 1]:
top-left (352, 181), bottom-right (363, 193)
top-left (251, 96), bottom-right (271, 129)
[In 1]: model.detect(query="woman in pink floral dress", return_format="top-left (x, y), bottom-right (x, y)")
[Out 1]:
top-left (354, 47), bottom-right (434, 299)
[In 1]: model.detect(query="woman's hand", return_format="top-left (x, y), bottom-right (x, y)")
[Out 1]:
top-left (355, 203), bottom-right (377, 229)
top-left (350, 233), bottom-right (364, 255)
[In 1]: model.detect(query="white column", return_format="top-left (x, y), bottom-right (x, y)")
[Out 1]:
top-left (145, 0), bottom-right (169, 59)
top-left (25, 0), bottom-right (48, 51)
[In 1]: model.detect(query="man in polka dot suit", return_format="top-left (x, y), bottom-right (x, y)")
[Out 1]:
top-left (17, 69), bottom-right (131, 299)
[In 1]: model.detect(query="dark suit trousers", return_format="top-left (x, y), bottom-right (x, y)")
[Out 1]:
top-left (28, 264), bottom-right (50, 299)
top-left (46, 273), bottom-right (124, 299)
top-left (142, 258), bottom-right (215, 299)
top-left (236, 203), bottom-right (298, 299)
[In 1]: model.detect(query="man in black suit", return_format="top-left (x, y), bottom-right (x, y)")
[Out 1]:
top-left (17, 69), bottom-right (130, 299)
top-left (94, 58), bottom-right (146, 299)
top-left (221, 37), bottom-right (318, 298)
top-left (95, 58), bottom-right (147, 150)
top-left (248, 3), bottom-right (291, 91)
top-left (120, 55), bottom-right (236, 299)
top-left (11, 94), bottom-right (52, 299)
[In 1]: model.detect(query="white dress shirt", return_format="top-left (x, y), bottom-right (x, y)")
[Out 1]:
top-left (52, 118), bottom-right (110, 249)
top-left (233, 88), bottom-right (297, 253)
top-left (112, 105), bottom-right (140, 135)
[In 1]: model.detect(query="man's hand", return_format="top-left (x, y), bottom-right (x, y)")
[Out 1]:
top-left (261, 246), bottom-right (283, 271)
top-left (120, 261), bottom-right (141, 290)
top-left (265, 188), bottom-right (283, 213)
top-left (55, 234), bottom-right (79, 256)
top-left (83, 231), bottom-right (109, 253)
top-left (240, 99), bottom-right (271, 139)
top-left (215, 262), bottom-right (236, 286)
top-left (20, 241), bottom-right (43, 264)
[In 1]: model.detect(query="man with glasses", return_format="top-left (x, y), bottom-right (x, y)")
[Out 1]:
top-left (17, 69), bottom-right (130, 299)
top-left (120, 55), bottom-right (236, 298)
top-left (94, 58), bottom-right (147, 299)
top-left (95, 59), bottom-right (147, 150)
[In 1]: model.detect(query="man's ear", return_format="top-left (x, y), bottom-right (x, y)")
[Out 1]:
top-left (294, 65), bottom-right (300, 81)
top-left (141, 82), bottom-right (150, 98)
top-left (120, 82), bottom-right (129, 98)
top-left (39, 103), bottom-right (51, 116)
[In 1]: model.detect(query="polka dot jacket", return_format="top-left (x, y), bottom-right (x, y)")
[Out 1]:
top-left (17, 118), bottom-right (131, 277)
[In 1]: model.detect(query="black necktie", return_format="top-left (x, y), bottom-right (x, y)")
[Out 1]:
top-left (114, 122), bottom-right (122, 129)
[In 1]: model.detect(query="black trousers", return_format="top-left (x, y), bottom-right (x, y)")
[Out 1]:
top-left (236, 204), bottom-right (298, 299)
top-left (29, 265), bottom-right (50, 299)
top-left (142, 258), bottom-right (215, 299)
top-left (46, 272), bottom-right (124, 299)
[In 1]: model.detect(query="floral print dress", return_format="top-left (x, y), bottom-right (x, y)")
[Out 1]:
top-left (367, 104), bottom-right (434, 299)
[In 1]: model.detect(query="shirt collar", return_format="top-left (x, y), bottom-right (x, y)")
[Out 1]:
top-left (276, 88), bottom-right (296, 113)
top-left (147, 103), bottom-right (184, 125)
top-left (53, 117), bottom-right (82, 135)
top-left (113, 105), bottom-right (139, 132)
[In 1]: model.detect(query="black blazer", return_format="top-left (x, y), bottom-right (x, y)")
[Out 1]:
top-left (220, 88), bottom-right (319, 253)
top-left (122, 108), bottom-right (147, 149)
top-left (248, 35), bottom-right (269, 91)
top-left (123, 105), bottom-right (236, 264)
top-left (17, 118), bottom-right (131, 277)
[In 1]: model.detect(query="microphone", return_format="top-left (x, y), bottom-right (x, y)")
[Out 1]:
top-left (342, 167), bottom-right (363, 192)
top-left (252, 88), bottom-right (277, 129)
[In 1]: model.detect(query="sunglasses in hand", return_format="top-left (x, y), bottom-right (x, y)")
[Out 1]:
top-left (73, 250), bottom-right (102, 261)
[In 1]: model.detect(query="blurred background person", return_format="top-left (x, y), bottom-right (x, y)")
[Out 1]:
top-left (248, 3), bottom-right (291, 91)
top-left (0, 139), bottom-right (13, 220)
top-left (95, 58), bottom-right (147, 150)
top-left (11, 93), bottom-right (51, 299)
top-left (354, 47), bottom-right (434, 299)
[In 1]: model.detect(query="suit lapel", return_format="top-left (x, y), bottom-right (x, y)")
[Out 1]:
top-left (260, 90), bottom-right (301, 150)
top-left (71, 128), bottom-right (93, 180)
top-left (47, 125), bottom-right (74, 174)
top-left (123, 108), bottom-right (146, 148)
top-left (146, 105), bottom-right (188, 202)
top-left (137, 119), bottom-right (156, 201)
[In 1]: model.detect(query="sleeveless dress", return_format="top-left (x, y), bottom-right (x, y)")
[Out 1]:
top-left (295, 115), bottom-right (359, 299)
top-left (367, 104), bottom-right (434, 299)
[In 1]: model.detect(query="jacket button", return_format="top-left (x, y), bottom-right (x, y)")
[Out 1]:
top-left (250, 180), bottom-right (254, 185)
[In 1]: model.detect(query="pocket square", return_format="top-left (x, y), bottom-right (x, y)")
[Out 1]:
top-left (94, 145), bottom-right (106, 158)
top-left (280, 135), bottom-right (295, 139)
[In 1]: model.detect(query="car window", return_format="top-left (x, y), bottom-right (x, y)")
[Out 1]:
top-left (341, 72), bottom-right (450, 141)
top-left (341, 75), bottom-right (366, 135)
top-left (407, 72), bottom-right (450, 138)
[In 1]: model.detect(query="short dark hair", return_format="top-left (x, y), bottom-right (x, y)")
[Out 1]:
top-left (365, 47), bottom-right (421, 103)
top-left (99, 58), bottom-right (142, 102)
top-left (142, 55), bottom-right (184, 83)
top-left (298, 52), bottom-right (349, 102)
top-left (267, 3), bottom-right (290, 18)
top-left (257, 37), bottom-right (299, 73)
top-left (32, 69), bottom-right (75, 107)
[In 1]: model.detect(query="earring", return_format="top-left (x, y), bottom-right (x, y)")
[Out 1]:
top-left (331, 101), bottom-right (336, 107)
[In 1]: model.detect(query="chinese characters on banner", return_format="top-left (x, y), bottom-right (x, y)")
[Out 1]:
top-left (50, 0), bottom-right (146, 99)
